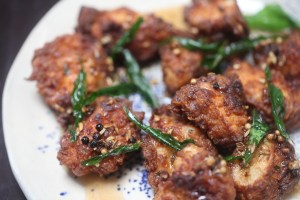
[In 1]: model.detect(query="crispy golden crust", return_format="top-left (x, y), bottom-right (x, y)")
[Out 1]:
top-left (171, 74), bottom-right (249, 147)
top-left (184, 0), bottom-right (248, 40)
top-left (254, 31), bottom-right (300, 79)
top-left (76, 6), bottom-right (190, 62)
top-left (229, 138), bottom-right (300, 200)
top-left (30, 34), bottom-right (112, 126)
top-left (142, 106), bottom-right (235, 200)
top-left (159, 42), bottom-right (207, 94)
top-left (57, 97), bottom-right (144, 176)
top-left (225, 60), bottom-right (300, 131)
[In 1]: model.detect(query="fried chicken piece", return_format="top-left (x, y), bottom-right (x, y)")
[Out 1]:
top-left (30, 34), bottom-right (113, 127)
top-left (254, 31), bottom-right (300, 79)
top-left (77, 6), bottom-right (190, 62)
top-left (229, 137), bottom-right (300, 200)
top-left (143, 105), bottom-right (235, 200)
top-left (57, 97), bottom-right (144, 176)
top-left (184, 0), bottom-right (248, 40)
top-left (171, 74), bottom-right (249, 147)
top-left (159, 41), bottom-right (207, 94)
top-left (225, 60), bottom-right (300, 131)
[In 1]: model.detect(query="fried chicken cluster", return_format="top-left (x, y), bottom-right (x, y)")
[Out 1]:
top-left (57, 97), bottom-right (144, 176)
top-left (184, 0), bottom-right (248, 40)
top-left (143, 106), bottom-right (235, 200)
top-left (30, 0), bottom-right (300, 199)
top-left (30, 33), bottom-right (113, 126)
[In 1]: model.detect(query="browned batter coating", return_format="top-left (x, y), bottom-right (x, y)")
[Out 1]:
top-left (76, 6), bottom-right (190, 62)
top-left (254, 31), bottom-right (300, 79)
top-left (159, 41), bottom-right (207, 94)
top-left (57, 97), bottom-right (144, 176)
top-left (142, 105), bottom-right (236, 200)
top-left (225, 60), bottom-right (300, 131)
top-left (30, 34), bottom-right (113, 127)
top-left (172, 73), bottom-right (249, 147)
top-left (184, 0), bottom-right (248, 40)
top-left (229, 137), bottom-right (300, 200)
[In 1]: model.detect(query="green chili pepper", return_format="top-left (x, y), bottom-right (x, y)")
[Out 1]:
top-left (71, 69), bottom-right (87, 127)
top-left (265, 67), bottom-right (289, 139)
top-left (245, 4), bottom-right (300, 32)
top-left (225, 110), bottom-right (269, 165)
top-left (202, 36), bottom-right (274, 70)
top-left (174, 37), bottom-right (221, 52)
top-left (68, 125), bottom-right (77, 143)
top-left (124, 107), bottom-right (194, 151)
top-left (81, 142), bottom-right (141, 166)
top-left (110, 17), bottom-right (144, 59)
top-left (123, 49), bottom-right (159, 108)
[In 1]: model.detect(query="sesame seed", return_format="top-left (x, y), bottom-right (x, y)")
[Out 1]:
top-left (101, 148), bottom-right (108, 154)
top-left (190, 79), bottom-right (197, 84)
top-left (233, 63), bottom-right (240, 70)
top-left (267, 134), bottom-right (274, 140)
top-left (78, 122), bottom-right (84, 131)
top-left (245, 123), bottom-right (251, 130)
top-left (277, 136), bottom-right (285, 142)
top-left (275, 130), bottom-right (280, 135)
top-left (100, 128), bottom-right (106, 135)
top-left (289, 161), bottom-right (300, 170)
top-left (153, 115), bottom-right (160, 122)
top-left (258, 78), bottom-right (266, 84)
top-left (172, 48), bottom-right (181, 55)
top-left (101, 35), bottom-right (112, 44)
top-left (267, 51), bottom-right (277, 64)
top-left (206, 156), bottom-right (216, 166)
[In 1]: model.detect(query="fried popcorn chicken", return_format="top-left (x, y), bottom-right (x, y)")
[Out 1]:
top-left (184, 0), bottom-right (248, 40)
top-left (172, 73), bottom-right (249, 147)
top-left (142, 105), bottom-right (235, 200)
top-left (159, 41), bottom-right (207, 94)
top-left (30, 34), bottom-right (113, 127)
top-left (229, 138), bottom-right (300, 200)
top-left (225, 60), bottom-right (300, 131)
top-left (77, 6), bottom-right (190, 62)
top-left (57, 97), bottom-right (144, 176)
top-left (254, 31), bottom-right (300, 79)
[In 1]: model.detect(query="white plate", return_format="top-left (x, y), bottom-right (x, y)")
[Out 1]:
top-left (3, 0), bottom-right (300, 200)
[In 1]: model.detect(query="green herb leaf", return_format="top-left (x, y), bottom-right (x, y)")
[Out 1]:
top-left (68, 125), bottom-right (77, 143)
top-left (223, 155), bottom-right (243, 162)
top-left (249, 110), bottom-right (269, 145)
top-left (110, 17), bottom-right (144, 59)
top-left (244, 110), bottom-right (269, 165)
top-left (123, 49), bottom-right (159, 108)
top-left (245, 4), bottom-right (300, 32)
top-left (71, 69), bottom-right (87, 127)
top-left (84, 83), bottom-right (138, 106)
top-left (81, 142), bottom-right (141, 166)
top-left (174, 37), bottom-right (221, 52)
top-left (226, 110), bottom-right (269, 165)
top-left (202, 36), bottom-right (272, 70)
top-left (124, 107), bottom-right (194, 151)
top-left (265, 67), bottom-right (289, 139)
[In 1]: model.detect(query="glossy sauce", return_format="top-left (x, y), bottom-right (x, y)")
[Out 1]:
top-left (83, 175), bottom-right (124, 200)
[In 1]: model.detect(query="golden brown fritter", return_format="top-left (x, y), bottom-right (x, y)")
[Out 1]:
top-left (159, 41), bottom-right (207, 94)
top-left (229, 137), bottom-right (300, 200)
top-left (30, 34), bottom-right (113, 126)
top-left (184, 0), bottom-right (248, 40)
top-left (225, 60), bottom-right (300, 131)
top-left (57, 97), bottom-right (144, 177)
top-left (77, 6), bottom-right (190, 62)
top-left (172, 73), bottom-right (249, 147)
top-left (142, 105), bottom-right (236, 200)
top-left (254, 31), bottom-right (300, 79)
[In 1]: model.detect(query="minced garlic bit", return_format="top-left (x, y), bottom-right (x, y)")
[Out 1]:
top-left (190, 79), bottom-right (197, 84)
